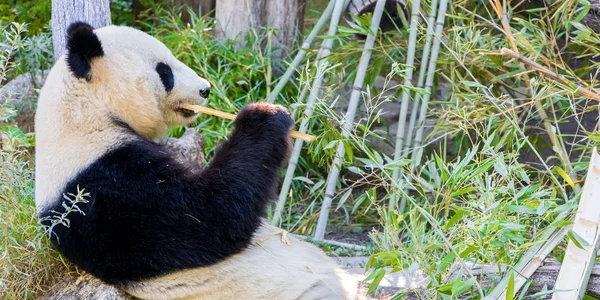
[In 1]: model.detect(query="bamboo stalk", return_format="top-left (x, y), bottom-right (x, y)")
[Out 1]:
top-left (270, 0), bottom-right (347, 226)
top-left (552, 148), bottom-right (600, 300)
top-left (180, 104), bottom-right (316, 142)
top-left (398, 0), bottom-right (439, 214)
top-left (289, 233), bottom-right (369, 251)
top-left (271, 66), bottom-right (328, 226)
top-left (290, 82), bottom-right (310, 121)
top-left (389, 0), bottom-right (422, 213)
top-left (403, 0), bottom-right (439, 156)
top-left (265, 0), bottom-right (337, 103)
top-left (313, 0), bottom-right (388, 241)
top-left (410, 0), bottom-right (449, 167)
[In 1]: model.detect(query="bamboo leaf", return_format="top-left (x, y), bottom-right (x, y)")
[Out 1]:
top-left (347, 167), bottom-right (363, 175)
top-left (506, 271), bottom-right (515, 300)
top-left (554, 166), bottom-right (575, 189)
top-left (366, 268), bottom-right (385, 294)
top-left (567, 230), bottom-right (591, 250)
top-left (336, 189), bottom-right (353, 211)
top-left (293, 176), bottom-right (314, 185)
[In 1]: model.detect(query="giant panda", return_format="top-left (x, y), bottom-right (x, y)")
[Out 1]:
top-left (35, 22), bottom-right (359, 300)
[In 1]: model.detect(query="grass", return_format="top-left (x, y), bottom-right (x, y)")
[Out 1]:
top-left (2, 0), bottom-right (600, 298)
top-left (0, 133), bottom-right (68, 298)
top-left (0, 23), bottom-right (68, 298)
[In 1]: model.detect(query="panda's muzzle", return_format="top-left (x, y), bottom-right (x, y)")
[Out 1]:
top-left (176, 106), bottom-right (198, 118)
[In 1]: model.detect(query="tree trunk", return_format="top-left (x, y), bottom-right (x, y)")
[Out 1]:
top-left (175, 0), bottom-right (216, 20)
top-left (51, 0), bottom-right (111, 61)
top-left (266, 0), bottom-right (306, 60)
top-left (215, 0), bottom-right (266, 48)
top-left (133, 0), bottom-right (216, 23)
top-left (215, 0), bottom-right (305, 59)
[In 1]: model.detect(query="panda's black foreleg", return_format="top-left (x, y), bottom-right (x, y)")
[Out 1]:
top-left (193, 101), bottom-right (294, 240)
top-left (42, 103), bottom-right (294, 284)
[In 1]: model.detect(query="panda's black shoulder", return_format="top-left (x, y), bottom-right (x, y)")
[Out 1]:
top-left (83, 138), bottom-right (191, 184)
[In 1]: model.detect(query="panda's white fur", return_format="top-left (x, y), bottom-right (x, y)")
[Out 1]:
top-left (123, 223), bottom-right (359, 300)
top-left (35, 23), bottom-right (359, 299)
top-left (35, 25), bottom-right (210, 212)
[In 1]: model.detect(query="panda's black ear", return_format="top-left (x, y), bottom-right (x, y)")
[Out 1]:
top-left (66, 22), bottom-right (104, 81)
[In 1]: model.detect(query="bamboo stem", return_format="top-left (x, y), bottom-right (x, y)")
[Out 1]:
top-left (313, 0), bottom-right (387, 241)
top-left (270, 0), bottom-right (347, 226)
top-left (290, 82), bottom-right (310, 121)
top-left (403, 0), bottom-right (439, 156)
top-left (410, 0), bottom-right (449, 167)
top-left (289, 233), bottom-right (369, 251)
top-left (180, 104), bottom-right (316, 142)
top-left (398, 0), bottom-right (439, 214)
top-left (265, 0), bottom-right (337, 103)
top-left (389, 0), bottom-right (422, 213)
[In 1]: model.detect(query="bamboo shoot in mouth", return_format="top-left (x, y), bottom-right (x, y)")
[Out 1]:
top-left (179, 104), bottom-right (317, 142)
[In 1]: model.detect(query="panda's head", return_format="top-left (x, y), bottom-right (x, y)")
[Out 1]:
top-left (63, 22), bottom-right (210, 139)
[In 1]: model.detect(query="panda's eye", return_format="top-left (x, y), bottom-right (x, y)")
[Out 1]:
top-left (155, 62), bottom-right (174, 92)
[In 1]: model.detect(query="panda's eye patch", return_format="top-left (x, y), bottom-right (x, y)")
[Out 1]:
top-left (156, 62), bottom-right (174, 92)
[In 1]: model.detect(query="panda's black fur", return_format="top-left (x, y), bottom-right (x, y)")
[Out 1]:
top-left (39, 23), bottom-right (293, 285)
top-left (36, 23), bottom-right (358, 299)
top-left (66, 22), bottom-right (104, 80)
top-left (41, 104), bottom-right (292, 284)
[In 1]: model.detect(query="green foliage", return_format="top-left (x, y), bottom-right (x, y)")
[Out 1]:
top-left (0, 22), bottom-right (24, 84)
top-left (12, 28), bottom-right (53, 75)
top-left (141, 4), bottom-right (300, 153)
top-left (0, 0), bottom-right (51, 35)
top-left (0, 21), bottom-right (53, 81)
top-left (0, 22), bottom-right (64, 298)
top-left (361, 0), bottom-right (599, 298)
top-left (0, 131), bottom-right (66, 298)
top-left (3, 0), bottom-right (600, 298)
top-left (111, 0), bottom-right (133, 25)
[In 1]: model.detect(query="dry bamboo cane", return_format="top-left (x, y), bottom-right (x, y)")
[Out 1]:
top-left (552, 149), bottom-right (600, 299)
top-left (495, 48), bottom-right (600, 102)
top-left (483, 224), bottom-right (571, 300)
top-left (410, 0), bottom-right (449, 167)
top-left (313, 0), bottom-right (388, 241)
top-left (180, 104), bottom-right (316, 142)
top-left (389, 0), bottom-right (421, 213)
top-left (289, 233), bottom-right (369, 251)
top-left (270, 0), bottom-right (348, 226)
top-left (265, 0), bottom-right (337, 103)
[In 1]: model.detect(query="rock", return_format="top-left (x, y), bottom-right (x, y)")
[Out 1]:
top-left (43, 274), bottom-right (129, 300)
top-left (163, 128), bottom-right (206, 171)
top-left (0, 71), bottom-right (48, 132)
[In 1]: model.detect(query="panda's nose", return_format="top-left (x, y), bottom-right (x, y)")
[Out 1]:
top-left (199, 87), bottom-right (210, 98)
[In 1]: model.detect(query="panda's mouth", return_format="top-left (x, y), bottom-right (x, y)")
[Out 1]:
top-left (175, 107), bottom-right (198, 118)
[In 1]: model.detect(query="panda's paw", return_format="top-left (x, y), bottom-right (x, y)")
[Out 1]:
top-left (236, 102), bottom-right (293, 133)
